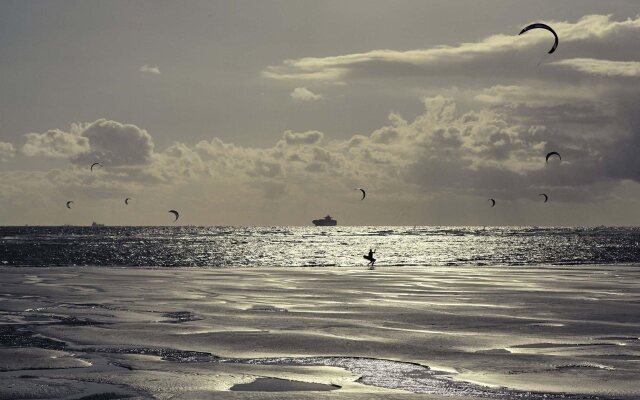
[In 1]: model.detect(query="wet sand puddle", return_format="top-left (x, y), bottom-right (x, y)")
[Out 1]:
top-left (81, 343), bottom-right (630, 398)
top-left (220, 356), bottom-right (626, 399)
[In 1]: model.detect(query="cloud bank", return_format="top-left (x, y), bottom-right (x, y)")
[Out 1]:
top-left (4, 81), bottom-right (634, 224)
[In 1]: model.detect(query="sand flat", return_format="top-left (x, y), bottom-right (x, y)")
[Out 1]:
top-left (0, 265), bottom-right (638, 399)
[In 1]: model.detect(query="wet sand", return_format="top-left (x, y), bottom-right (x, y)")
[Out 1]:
top-left (0, 265), bottom-right (638, 399)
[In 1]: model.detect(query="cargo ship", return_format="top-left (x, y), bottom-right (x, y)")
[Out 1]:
top-left (312, 215), bottom-right (337, 226)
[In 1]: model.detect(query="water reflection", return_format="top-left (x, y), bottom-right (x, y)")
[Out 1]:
top-left (1, 226), bottom-right (639, 267)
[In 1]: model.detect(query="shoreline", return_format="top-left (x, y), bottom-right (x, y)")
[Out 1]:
top-left (0, 265), bottom-right (638, 399)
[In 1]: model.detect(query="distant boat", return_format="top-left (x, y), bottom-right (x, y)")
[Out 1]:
top-left (312, 215), bottom-right (337, 226)
top-left (91, 222), bottom-right (105, 227)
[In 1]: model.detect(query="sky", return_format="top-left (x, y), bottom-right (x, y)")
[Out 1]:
top-left (1, 0), bottom-right (640, 226)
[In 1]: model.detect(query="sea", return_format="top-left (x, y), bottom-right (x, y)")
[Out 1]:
top-left (1, 226), bottom-right (640, 267)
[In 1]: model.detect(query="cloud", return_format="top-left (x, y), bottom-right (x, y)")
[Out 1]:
top-left (73, 119), bottom-right (154, 166)
top-left (22, 119), bottom-right (154, 166)
top-left (250, 159), bottom-right (282, 178)
top-left (264, 15), bottom-right (640, 83)
top-left (153, 94), bottom-right (624, 203)
top-left (139, 65), bottom-right (161, 75)
top-left (472, 84), bottom-right (618, 130)
top-left (282, 130), bottom-right (324, 145)
top-left (4, 88), bottom-right (640, 225)
top-left (0, 142), bottom-right (16, 161)
top-left (474, 85), bottom-right (594, 107)
top-left (23, 128), bottom-right (90, 158)
top-left (551, 58), bottom-right (640, 77)
top-left (290, 87), bottom-right (323, 102)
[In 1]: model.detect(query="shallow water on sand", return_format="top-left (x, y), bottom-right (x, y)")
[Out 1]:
top-left (2, 226), bottom-right (640, 267)
top-left (0, 266), bottom-right (638, 399)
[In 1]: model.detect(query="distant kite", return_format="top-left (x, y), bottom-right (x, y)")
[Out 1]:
top-left (125, 198), bottom-right (131, 205)
top-left (519, 23), bottom-right (558, 54)
top-left (90, 162), bottom-right (102, 172)
top-left (66, 201), bottom-right (74, 209)
top-left (545, 151), bottom-right (561, 164)
top-left (169, 210), bottom-right (179, 222)
top-left (539, 193), bottom-right (549, 203)
top-left (356, 188), bottom-right (366, 200)
top-left (488, 198), bottom-right (496, 208)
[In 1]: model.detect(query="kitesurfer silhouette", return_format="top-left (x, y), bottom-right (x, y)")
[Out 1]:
top-left (364, 248), bottom-right (376, 267)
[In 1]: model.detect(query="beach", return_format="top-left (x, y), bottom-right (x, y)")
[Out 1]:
top-left (0, 265), bottom-right (638, 399)
top-left (4, 1), bottom-right (640, 398)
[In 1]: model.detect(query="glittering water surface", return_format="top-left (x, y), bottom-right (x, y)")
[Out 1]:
top-left (231, 357), bottom-right (620, 399)
top-left (1, 226), bottom-right (640, 267)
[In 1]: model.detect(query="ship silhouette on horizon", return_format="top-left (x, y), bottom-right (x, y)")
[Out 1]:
top-left (312, 215), bottom-right (337, 226)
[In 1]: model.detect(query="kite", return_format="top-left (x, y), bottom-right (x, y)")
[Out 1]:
top-left (169, 210), bottom-right (179, 222)
top-left (546, 151), bottom-right (561, 163)
top-left (519, 23), bottom-right (558, 54)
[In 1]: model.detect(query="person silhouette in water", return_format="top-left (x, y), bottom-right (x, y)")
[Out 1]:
top-left (364, 248), bottom-right (376, 267)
